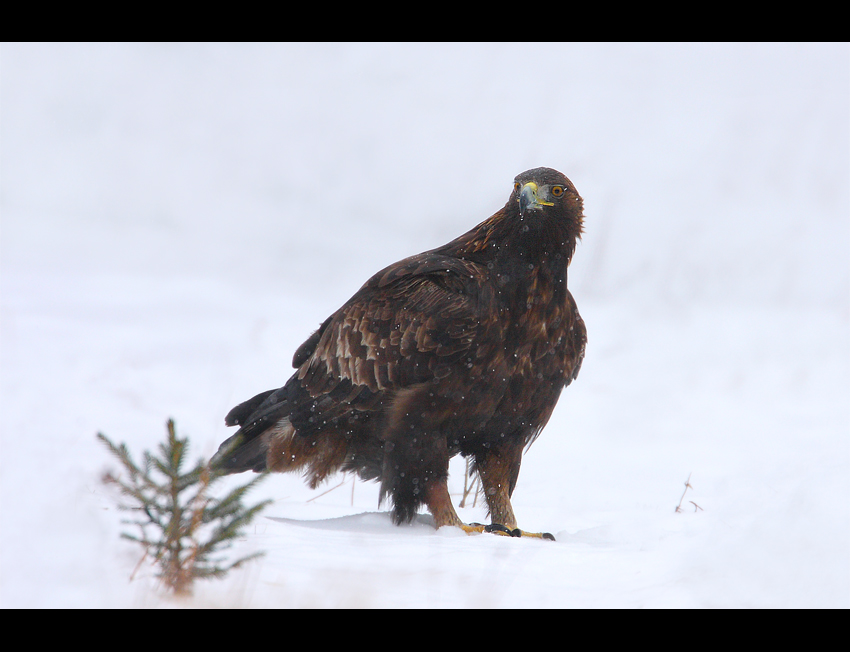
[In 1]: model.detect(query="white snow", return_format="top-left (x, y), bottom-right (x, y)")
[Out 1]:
top-left (1, 43), bottom-right (848, 608)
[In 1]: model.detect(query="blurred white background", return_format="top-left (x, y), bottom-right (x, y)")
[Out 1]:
top-left (1, 43), bottom-right (847, 607)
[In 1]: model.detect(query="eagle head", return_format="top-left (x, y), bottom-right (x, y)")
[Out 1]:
top-left (512, 167), bottom-right (584, 237)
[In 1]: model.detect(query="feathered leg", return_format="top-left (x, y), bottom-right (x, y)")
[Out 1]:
top-left (422, 479), bottom-right (463, 528)
top-left (475, 443), bottom-right (555, 540)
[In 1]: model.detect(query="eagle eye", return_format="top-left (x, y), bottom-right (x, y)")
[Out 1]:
top-left (551, 185), bottom-right (564, 197)
top-left (514, 182), bottom-right (521, 193)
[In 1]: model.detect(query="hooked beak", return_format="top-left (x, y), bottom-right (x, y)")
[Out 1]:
top-left (518, 181), bottom-right (553, 214)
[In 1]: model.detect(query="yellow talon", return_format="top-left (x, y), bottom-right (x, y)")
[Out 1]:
top-left (515, 530), bottom-right (556, 541)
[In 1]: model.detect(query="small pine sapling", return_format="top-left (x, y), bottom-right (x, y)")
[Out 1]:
top-left (98, 419), bottom-right (271, 595)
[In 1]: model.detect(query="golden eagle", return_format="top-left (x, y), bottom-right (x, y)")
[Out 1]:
top-left (213, 167), bottom-right (586, 539)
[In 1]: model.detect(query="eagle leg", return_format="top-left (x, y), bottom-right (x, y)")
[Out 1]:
top-left (423, 478), bottom-right (464, 528)
top-left (474, 445), bottom-right (556, 541)
top-left (475, 446), bottom-right (521, 529)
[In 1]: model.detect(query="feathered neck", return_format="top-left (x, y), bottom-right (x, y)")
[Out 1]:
top-left (439, 198), bottom-right (583, 270)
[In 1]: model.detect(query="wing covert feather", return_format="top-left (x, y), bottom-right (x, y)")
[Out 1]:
top-left (296, 254), bottom-right (488, 397)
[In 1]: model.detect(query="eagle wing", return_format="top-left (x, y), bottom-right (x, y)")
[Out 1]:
top-left (217, 253), bottom-right (490, 471)
top-left (563, 289), bottom-right (587, 388)
top-left (296, 252), bottom-right (488, 402)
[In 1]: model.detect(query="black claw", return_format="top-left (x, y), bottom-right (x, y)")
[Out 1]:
top-left (509, 528), bottom-right (522, 537)
top-left (484, 523), bottom-right (513, 536)
top-left (542, 532), bottom-right (556, 541)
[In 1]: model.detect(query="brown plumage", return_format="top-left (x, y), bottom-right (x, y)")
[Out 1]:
top-left (213, 167), bottom-right (586, 537)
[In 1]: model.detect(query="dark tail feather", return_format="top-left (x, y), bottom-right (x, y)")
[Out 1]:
top-left (214, 387), bottom-right (291, 474)
top-left (225, 389), bottom-right (276, 426)
top-left (211, 429), bottom-right (271, 473)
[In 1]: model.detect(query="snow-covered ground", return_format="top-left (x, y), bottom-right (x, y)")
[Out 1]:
top-left (1, 43), bottom-right (847, 608)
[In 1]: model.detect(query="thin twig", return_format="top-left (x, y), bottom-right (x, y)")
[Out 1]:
top-left (459, 458), bottom-right (481, 508)
top-left (306, 475), bottom-right (348, 502)
top-left (674, 472), bottom-right (693, 513)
